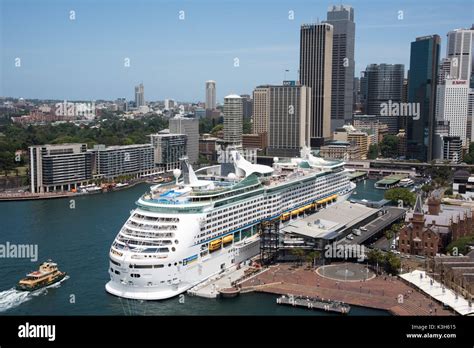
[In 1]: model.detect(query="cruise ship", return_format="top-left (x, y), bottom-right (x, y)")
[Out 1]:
top-left (105, 147), bottom-right (355, 300)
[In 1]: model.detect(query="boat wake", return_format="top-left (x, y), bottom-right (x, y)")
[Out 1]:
top-left (0, 275), bottom-right (70, 313)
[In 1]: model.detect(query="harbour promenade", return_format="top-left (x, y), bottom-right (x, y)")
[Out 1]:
top-left (239, 263), bottom-right (453, 316)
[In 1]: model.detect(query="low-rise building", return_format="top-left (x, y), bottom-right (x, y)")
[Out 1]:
top-left (399, 194), bottom-right (474, 257)
top-left (319, 141), bottom-right (362, 160)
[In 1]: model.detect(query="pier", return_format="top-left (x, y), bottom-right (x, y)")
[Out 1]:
top-left (276, 295), bottom-right (350, 314)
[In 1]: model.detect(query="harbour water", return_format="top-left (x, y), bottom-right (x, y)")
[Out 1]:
top-left (0, 181), bottom-right (387, 315)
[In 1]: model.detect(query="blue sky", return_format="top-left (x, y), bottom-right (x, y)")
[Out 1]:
top-left (1, 0), bottom-right (473, 103)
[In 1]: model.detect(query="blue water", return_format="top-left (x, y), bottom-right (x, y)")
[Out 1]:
top-left (0, 182), bottom-right (388, 315)
top-left (350, 179), bottom-right (385, 202)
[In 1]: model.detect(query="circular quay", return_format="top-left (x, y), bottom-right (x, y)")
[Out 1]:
top-left (0, 0), bottom-right (472, 346)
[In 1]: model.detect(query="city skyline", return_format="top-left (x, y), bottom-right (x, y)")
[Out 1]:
top-left (1, 0), bottom-right (472, 102)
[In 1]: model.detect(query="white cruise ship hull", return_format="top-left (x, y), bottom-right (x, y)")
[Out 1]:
top-left (105, 151), bottom-right (355, 301)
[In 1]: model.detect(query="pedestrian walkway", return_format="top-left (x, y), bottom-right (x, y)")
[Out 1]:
top-left (399, 270), bottom-right (474, 316)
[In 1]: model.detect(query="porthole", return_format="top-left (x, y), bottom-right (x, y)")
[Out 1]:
top-left (174, 240), bottom-right (179, 244)
top-left (172, 247), bottom-right (176, 252)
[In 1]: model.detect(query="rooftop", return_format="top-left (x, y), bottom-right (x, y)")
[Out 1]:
top-left (282, 201), bottom-right (378, 239)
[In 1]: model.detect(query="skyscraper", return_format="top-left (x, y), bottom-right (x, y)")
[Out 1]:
top-left (446, 27), bottom-right (474, 83)
top-left (223, 94), bottom-right (243, 144)
top-left (407, 35), bottom-right (441, 161)
top-left (205, 80), bottom-right (217, 110)
top-left (299, 23), bottom-right (333, 145)
top-left (324, 5), bottom-right (355, 131)
top-left (362, 64), bottom-right (405, 134)
top-left (436, 79), bottom-right (469, 146)
top-left (252, 86), bottom-right (271, 136)
top-left (134, 83), bottom-right (145, 107)
top-left (240, 94), bottom-right (253, 119)
top-left (169, 116), bottom-right (199, 164)
top-left (266, 84), bottom-right (312, 158)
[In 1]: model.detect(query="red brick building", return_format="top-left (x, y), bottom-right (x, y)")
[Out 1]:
top-left (399, 194), bottom-right (474, 257)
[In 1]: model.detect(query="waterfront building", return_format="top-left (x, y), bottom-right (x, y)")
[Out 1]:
top-left (299, 23), bottom-right (333, 144)
top-left (149, 131), bottom-right (187, 172)
top-left (223, 94), bottom-right (243, 144)
top-left (360, 64), bottom-right (405, 134)
top-left (323, 5), bottom-right (355, 131)
top-left (399, 194), bottom-right (473, 257)
top-left (90, 144), bottom-right (156, 179)
top-left (407, 35), bottom-right (441, 161)
top-left (453, 169), bottom-right (474, 199)
top-left (135, 83), bottom-right (145, 108)
top-left (29, 143), bottom-right (92, 193)
top-left (205, 80), bottom-right (217, 110)
top-left (332, 125), bottom-right (369, 159)
top-left (169, 115), bottom-right (199, 164)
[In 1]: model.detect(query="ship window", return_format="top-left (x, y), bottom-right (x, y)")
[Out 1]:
top-left (114, 270), bottom-right (120, 275)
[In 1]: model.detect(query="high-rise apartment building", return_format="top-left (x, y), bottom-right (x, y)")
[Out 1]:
top-left (223, 94), bottom-right (243, 144)
top-left (446, 27), bottom-right (474, 83)
top-left (169, 116), bottom-right (199, 164)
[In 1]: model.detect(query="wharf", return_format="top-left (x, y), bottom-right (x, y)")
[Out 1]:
top-left (276, 295), bottom-right (350, 314)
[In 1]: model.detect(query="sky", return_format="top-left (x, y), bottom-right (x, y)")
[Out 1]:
top-left (1, 0), bottom-right (473, 103)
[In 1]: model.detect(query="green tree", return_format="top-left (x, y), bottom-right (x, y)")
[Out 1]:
top-left (384, 188), bottom-right (416, 206)
top-left (367, 144), bottom-right (379, 160)
top-left (379, 135), bottom-right (399, 158)
top-left (290, 248), bottom-right (305, 266)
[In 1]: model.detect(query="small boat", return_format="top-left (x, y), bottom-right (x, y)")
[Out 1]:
top-left (16, 260), bottom-right (67, 291)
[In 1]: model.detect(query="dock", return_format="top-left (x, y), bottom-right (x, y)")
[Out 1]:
top-left (276, 295), bottom-right (350, 314)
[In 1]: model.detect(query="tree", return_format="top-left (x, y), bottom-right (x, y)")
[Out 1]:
top-left (384, 188), bottom-right (416, 207)
top-left (290, 248), bottom-right (305, 266)
top-left (379, 135), bottom-right (399, 158)
top-left (384, 252), bottom-right (401, 275)
top-left (367, 144), bottom-right (378, 160)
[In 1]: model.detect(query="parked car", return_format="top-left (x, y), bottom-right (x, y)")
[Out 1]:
top-left (346, 234), bottom-right (354, 240)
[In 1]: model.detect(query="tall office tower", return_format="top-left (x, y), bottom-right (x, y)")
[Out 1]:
top-left (252, 86), bottom-right (271, 135)
top-left (169, 115), bottom-right (199, 164)
top-left (362, 64), bottom-right (405, 134)
top-left (240, 94), bottom-right (253, 119)
top-left (223, 94), bottom-right (243, 144)
top-left (436, 79), bottom-right (469, 146)
top-left (205, 80), bottom-right (217, 110)
top-left (134, 83), bottom-right (145, 107)
top-left (266, 84), bottom-right (312, 158)
top-left (353, 77), bottom-right (361, 112)
top-left (446, 27), bottom-right (474, 83)
top-left (299, 23), bottom-right (333, 145)
top-left (469, 89), bottom-right (474, 142)
top-left (323, 5), bottom-right (355, 131)
top-left (438, 58), bottom-right (457, 84)
top-left (407, 35), bottom-right (441, 162)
